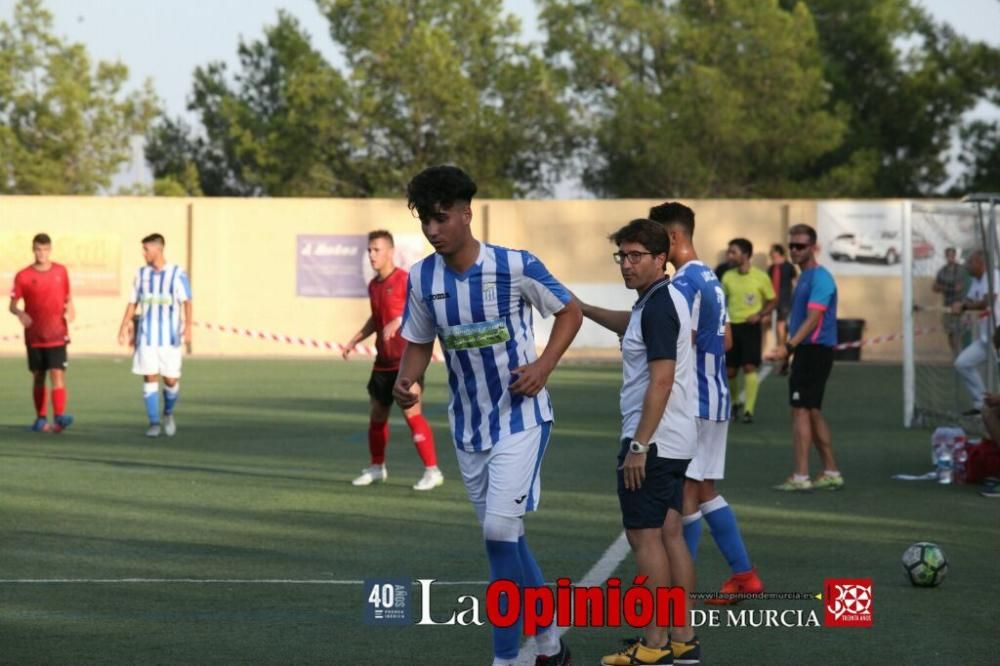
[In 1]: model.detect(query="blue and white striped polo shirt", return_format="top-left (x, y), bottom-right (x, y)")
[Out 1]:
top-left (402, 243), bottom-right (572, 452)
top-left (130, 263), bottom-right (192, 348)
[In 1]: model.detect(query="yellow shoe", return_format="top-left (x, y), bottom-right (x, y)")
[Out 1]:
top-left (773, 476), bottom-right (813, 491)
top-left (601, 638), bottom-right (673, 665)
top-left (813, 473), bottom-right (845, 490)
top-left (670, 635), bottom-right (701, 664)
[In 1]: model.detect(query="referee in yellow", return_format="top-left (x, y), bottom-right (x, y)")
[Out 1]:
top-left (721, 238), bottom-right (776, 424)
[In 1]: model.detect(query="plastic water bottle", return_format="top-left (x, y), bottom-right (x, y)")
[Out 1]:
top-left (953, 435), bottom-right (968, 484)
top-left (937, 444), bottom-right (954, 484)
top-left (931, 427), bottom-right (951, 465)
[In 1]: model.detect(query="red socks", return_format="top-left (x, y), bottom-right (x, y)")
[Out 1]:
top-left (406, 414), bottom-right (437, 467)
top-left (33, 387), bottom-right (48, 417)
top-left (368, 421), bottom-right (389, 465)
top-left (52, 388), bottom-right (67, 417)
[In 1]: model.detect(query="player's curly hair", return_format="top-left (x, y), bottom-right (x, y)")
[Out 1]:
top-left (406, 166), bottom-right (478, 221)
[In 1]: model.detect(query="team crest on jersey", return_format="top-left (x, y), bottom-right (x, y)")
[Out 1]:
top-left (482, 282), bottom-right (497, 303)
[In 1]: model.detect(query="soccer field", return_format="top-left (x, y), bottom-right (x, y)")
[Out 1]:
top-left (1, 357), bottom-right (996, 665)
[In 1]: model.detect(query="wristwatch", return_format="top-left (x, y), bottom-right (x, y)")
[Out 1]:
top-left (629, 439), bottom-right (650, 454)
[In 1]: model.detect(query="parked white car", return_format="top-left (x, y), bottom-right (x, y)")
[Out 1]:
top-left (829, 230), bottom-right (903, 264)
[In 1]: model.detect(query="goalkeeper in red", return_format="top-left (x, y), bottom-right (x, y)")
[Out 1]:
top-left (9, 233), bottom-right (75, 433)
top-left (343, 230), bottom-right (443, 491)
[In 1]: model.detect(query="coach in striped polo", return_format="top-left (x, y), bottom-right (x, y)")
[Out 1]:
top-left (394, 166), bottom-right (581, 666)
top-left (117, 233), bottom-right (192, 438)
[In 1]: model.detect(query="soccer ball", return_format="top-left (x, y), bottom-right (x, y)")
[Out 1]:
top-left (901, 542), bottom-right (948, 587)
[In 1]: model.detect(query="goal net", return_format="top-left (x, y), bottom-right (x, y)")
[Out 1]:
top-left (904, 197), bottom-right (1000, 428)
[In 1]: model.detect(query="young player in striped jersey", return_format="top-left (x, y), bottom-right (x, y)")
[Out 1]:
top-left (649, 202), bottom-right (763, 605)
top-left (117, 234), bottom-right (192, 438)
top-left (394, 166), bottom-right (581, 666)
top-left (9, 233), bottom-right (75, 433)
top-left (342, 230), bottom-right (443, 491)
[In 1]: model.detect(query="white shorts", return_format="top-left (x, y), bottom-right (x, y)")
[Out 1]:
top-left (132, 345), bottom-right (183, 378)
top-left (686, 419), bottom-right (728, 481)
top-left (456, 422), bottom-right (552, 520)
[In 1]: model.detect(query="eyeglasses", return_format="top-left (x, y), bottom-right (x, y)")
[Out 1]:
top-left (612, 251), bottom-right (654, 265)
top-left (788, 243), bottom-right (813, 251)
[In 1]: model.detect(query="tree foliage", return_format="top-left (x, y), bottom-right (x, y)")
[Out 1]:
top-left (149, 1), bottom-right (574, 198)
top-left (0, 0), bottom-right (156, 194)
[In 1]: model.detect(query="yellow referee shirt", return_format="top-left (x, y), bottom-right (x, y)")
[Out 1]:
top-left (722, 266), bottom-right (775, 323)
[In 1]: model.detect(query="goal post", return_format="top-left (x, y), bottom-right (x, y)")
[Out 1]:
top-left (903, 195), bottom-right (1000, 428)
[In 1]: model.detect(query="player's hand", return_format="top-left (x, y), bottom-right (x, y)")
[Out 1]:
top-left (747, 313), bottom-right (761, 325)
top-left (765, 346), bottom-right (788, 362)
top-left (118, 325), bottom-right (132, 347)
top-left (341, 344), bottom-right (354, 361)
top-left (65, 302), bottom-right (76, 324)
top-left (393, 376), bottom-right (420, 409)
top-left (17, 312), bottom-right (32, 328)
top-left (951, 302), bottom-right (963, 315)
top-left (183, 326), bottom-right (192, 345)
top-left (382, 317), bottom-right (402, 340)
top-left (510, 359), bottom-right (553, 397)
top-left (619, 452), bottom-right (646, 491)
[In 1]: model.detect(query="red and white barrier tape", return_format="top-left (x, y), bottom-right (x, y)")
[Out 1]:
top-left (194, 321), bottom-right (445, 361)
top-left (832, 325), bottom-right (940, 351)
top-left (0, 320), bottom-right (112, 344)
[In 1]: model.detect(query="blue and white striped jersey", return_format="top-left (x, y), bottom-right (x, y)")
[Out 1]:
top-left (402, 243), bottom-right (572, 452)
top-left (670, 260), bottom-right (731, 422)
top-left (130, 263), bottom-right (192, 348)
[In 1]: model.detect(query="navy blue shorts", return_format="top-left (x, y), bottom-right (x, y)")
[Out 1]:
top-left (616, 439), bottom-right (690, 530)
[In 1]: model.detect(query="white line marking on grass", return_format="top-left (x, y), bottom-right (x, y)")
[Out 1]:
top-left (0, 578), bottom-right (491, 585)
top-left (516, 530), bottom-right (631, 665)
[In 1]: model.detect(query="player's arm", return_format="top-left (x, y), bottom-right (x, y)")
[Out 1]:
top-left (394, 342), bottom-right (433, 409)
top-left (9, 296), bottom-right (32, 328)
top-left (342, 316), bottom-right (376, 360)
top-left (622, 358), bottom-right (675, 491)
top-left (511, 299), bottom-right (583, 397)
top-left (724, 322), bottom-right (733, 352)
top-left (65, 294), bottom-right (75, 324)
top-left (183, 299), bottom-right (193, 344)
top-left (118, 303), bottom-right (138, 346)
top-left (747, 276), bottom-right (777, 324)
top-left (787, 307), bottom-right (823, 348)
top-left (577, 297), bottom-right (630, 336)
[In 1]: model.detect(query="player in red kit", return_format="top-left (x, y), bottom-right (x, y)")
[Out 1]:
top-left (8, 233), bottom-right (75, 433)
top-left (342, 230), bottom-right (443, 491)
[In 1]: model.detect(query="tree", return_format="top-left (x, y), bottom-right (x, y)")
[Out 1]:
top-left (952, 120), bottom-right (1000, 194)
top-left (539, 0), bottom-right (845, 198)
top-left (0, 0), bottom-right (156, 194)
top-left (778, 0), bottom-right (1000, 196)
top-left (147, 12), bottom-right (355, 196)
top-left (151, 1), bottom-right (574, 198)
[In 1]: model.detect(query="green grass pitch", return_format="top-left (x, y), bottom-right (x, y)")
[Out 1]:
top-left (1, 357), bottom-right (996, 664)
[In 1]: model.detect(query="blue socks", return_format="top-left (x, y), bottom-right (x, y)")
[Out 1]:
top-left (143, 382), bottom-right (159, 424)
top-left (485, 539), bottom-right (522, 660)
top-left (702, 495), bottom-right (752, 574)
top-left (163, 383), bottom-right (180, 415)
top-left (682, 511), bottom-right (704, 559)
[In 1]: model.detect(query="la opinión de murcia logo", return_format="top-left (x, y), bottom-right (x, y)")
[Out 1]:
top-left (824, 578), bottom-right (873, 628)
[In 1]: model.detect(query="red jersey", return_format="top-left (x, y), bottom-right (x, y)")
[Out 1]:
top-left (11, 262), bottom-right (71, 348)
top-left (369, 268), bottom-right (408, 370)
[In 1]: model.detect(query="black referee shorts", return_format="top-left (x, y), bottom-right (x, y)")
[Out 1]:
top-left (367, 369), bottom-right (424, 408)
top-left (727, 322), bottom-right (763, 369)
top-left (616, 439), bottom-right (690, 530)
top-left (789, 345), bottom-right (834, 409)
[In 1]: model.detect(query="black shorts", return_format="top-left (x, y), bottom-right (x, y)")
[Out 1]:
top-left (727, 322), bottom-right (763, 369)
top-left (617, 439), bottom-right (690, 530)
top-left (367, 369), bottom-right (424, 407)
top-left (789, 345), bottom-right (834, 409)
top-left (26, 345), bottom-right (68, 373)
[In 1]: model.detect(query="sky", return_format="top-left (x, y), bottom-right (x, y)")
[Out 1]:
top-left (2, 0), bottom-right (998, 195)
